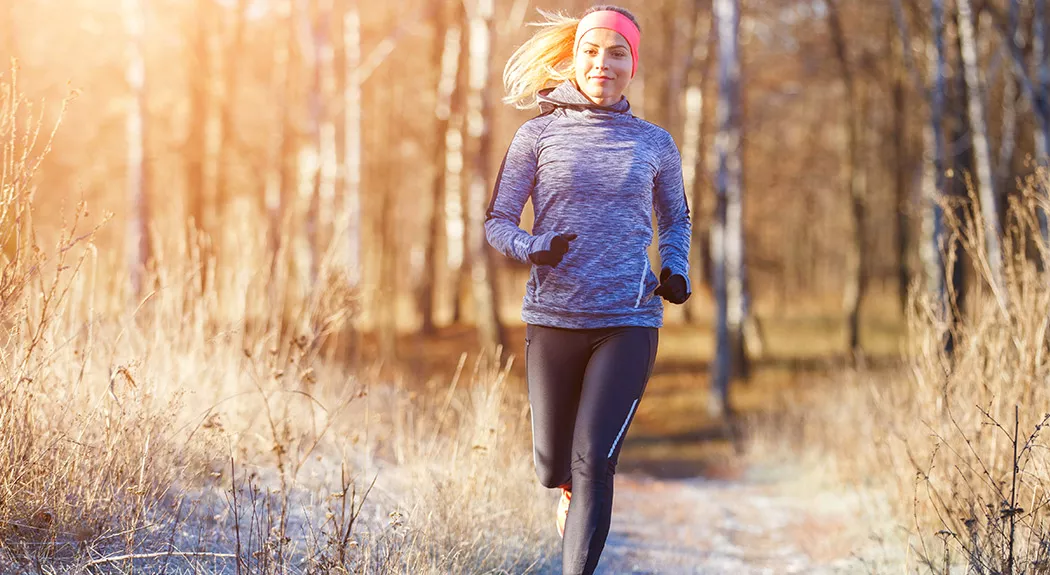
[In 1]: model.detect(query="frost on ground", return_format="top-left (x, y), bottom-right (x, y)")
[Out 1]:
top-left (543, 467), bottom-right (907, 575)
top-left (99, 463), bottom-right (905, 575)
top-left (4, 453), bottom-right (907, 574)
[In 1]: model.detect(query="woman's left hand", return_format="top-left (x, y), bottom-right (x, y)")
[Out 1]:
top-left (655, 268), bottom-right (690, 304)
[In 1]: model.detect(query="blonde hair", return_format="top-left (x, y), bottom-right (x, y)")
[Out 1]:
top-left (502, 6), bottom-right (642, 110)
top-left (502, 10), bottom-right (579, 110)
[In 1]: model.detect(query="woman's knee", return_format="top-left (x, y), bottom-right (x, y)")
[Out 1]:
top-left (569, 451), bottom-right (617, 483)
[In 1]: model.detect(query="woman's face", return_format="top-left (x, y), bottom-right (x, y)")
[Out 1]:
top-left (573, 27), bottom-right (633, 107)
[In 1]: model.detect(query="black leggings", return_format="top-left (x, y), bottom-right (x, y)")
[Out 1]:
top-left (524, 324), bottom-right (659, 575)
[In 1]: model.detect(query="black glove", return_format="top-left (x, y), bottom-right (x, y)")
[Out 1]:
top-left (529, 233), bottom-right (577, 267)
top-left (654, 267), bottom-right (690, 304)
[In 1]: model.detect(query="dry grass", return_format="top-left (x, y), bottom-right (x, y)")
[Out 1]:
top-left (0, 75), bottom-right (552, 574)
top-left (755, 171), bottom-right (1050, 574)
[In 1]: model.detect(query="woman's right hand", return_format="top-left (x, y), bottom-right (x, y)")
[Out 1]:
top-left (529, 233), bottom-right (577, 267)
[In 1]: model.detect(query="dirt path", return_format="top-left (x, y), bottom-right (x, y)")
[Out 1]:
top-left (539, 468), bottom-right (904, 575)
top-left (527, 322), bottom-right (909, 574)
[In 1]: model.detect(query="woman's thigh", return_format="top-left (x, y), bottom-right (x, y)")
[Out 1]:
top-left (572, 327), bottom-right (659, 474)
top-left (525, 324), bottom-right (592, 487)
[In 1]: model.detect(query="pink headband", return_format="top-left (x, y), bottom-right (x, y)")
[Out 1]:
top-left (573, 10), bottom-right (641, 77)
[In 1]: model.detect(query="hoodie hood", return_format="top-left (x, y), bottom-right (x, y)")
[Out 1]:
top-left (537, 80), bottom-right (632, 116)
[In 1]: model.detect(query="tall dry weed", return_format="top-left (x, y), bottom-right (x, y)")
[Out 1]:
top-left (0, 70), bottom-right (550, 573)
top-left (770, 170), bottom-right (1050, 574)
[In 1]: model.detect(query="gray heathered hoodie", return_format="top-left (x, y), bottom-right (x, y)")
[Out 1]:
top-left (484, 80), bottom-right (692, 329)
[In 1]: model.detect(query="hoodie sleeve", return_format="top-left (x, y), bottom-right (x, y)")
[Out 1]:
top-left (484, 117), bottom-right (561, 264)
top-left (653, 130), bottom-right (693, 293)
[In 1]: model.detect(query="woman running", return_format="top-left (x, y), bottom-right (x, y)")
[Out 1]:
top-left (484, 5), bottom-right (692, 575)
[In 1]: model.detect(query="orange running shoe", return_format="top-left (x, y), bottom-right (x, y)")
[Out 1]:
top-left (556, 483), bottom-right (572, 538)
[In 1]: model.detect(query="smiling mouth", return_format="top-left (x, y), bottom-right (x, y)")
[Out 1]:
top-left (590, 76), bottom-right (614, 81)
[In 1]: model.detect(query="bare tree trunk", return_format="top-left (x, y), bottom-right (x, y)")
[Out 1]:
top-left (466, 0), bottom-right (505, 354)
top-left (378, 163), bottom-right (398, 362)
top-left (998, 0), bottom-right (1050, 248)
top-left (327, 0), bottom-right (363, 362)
top-left (1035, 0), bottom-right (1050, 159)
top-left (923, 0), bottom-right (949, 335)
top-left (890, 0), bottom-right (948, 323)
top-left (957, 0), bottom-right (1003, 301)
top-left (265, 0), bottom-right (299, 340)
top-left (447, 0), bottom-right (470, 324)
top-left (421, 1), bottom-right (461, 335)
top-left (642, 1), bottom-right (672, 127)
top-left (378, 75), bottom-right (399, 361)
top-left (892, 22), bottom-right (910, 315)
top-left (1034, 0), bottom-right (1050, 242)
top-left (209, 0), bottom-right (249, 306)
top-left (999, 0), bottom-right (1019, 188)
top-left (123, 0), bottom-right (151, 297)
top-left (266, 1), bottom-right (292, 258)
top-left (1000, 0), bottom-right (1050, 168)
top-left (711, 0), bottom-right (744, 418)
top-left (215, 0), bottom-right (249, 229)
top-left (890, 0), bottom-right (928, 316)
top-left (663, 0), bottom-right (689, 143)
top-left (844, 94), bottom-right (869, 360)
top-left (304, 0), bottom-right (336, 285)
top-left (185, 0), bottom-right (209, 293)
top-left (340, 0), bottom-right (362, 286)
top-left (682, 3), bottom-right (713, 324)
top-left (996, 2), bottom-right (1025, 273)
top-left (947, 25), bottom-right (974, 358)
top-left (826, 0), bottom-right (869, 361)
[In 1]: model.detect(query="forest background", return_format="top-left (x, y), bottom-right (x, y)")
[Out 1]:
top-left (3, 0), bottom-right (1050, 572)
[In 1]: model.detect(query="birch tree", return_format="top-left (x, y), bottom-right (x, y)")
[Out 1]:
top-left (421, 0), bottom-right (462, 334)
top-left (998, 0), bottom-right (1019, 192)
top-left (447, 0), bottom-right (469, 324)
top-left (305, 0), bottom-right (339, 285)
top-left (1034, 0), bottom-right (1050, 241)
top-left (996, 0), bottom-right (1050, 165)
top-left (1034, 0), bottom-right (1050, 161)
top-left (945, 23), bottom-right (974, 356)
top-left (892, 0), bottom-right (949, 335)
top-left (711, 0), bottom-right (746, 417)
top-left (465, 0), bottom-right (505, 353)
top-left (826, 0), bottom-right (869, 360)
top-left (889, 0), bottom-right (953, 347)
top-left (123, 0), bottom-right (150, 296)
top-left (660, 0), bottom-right (690, 143)
top-left (264, 0), bottom-right (300, 340)
top-left (185, 0), bottom-right (209, 253)
top-left (891, 20), bottom-right (910, 314)
top-left (377, 69), bottom-right (399, 360)
top-left (338, 0), bottom-right (362, 286)
top-left (682, 2), bottom-right (714, 323)
top-left (988, 0), bottom-right (1050, 244)
top-left (956, 0), bottom-right (1003, 300)
top-left (928, 0), bottom-right (949, 348)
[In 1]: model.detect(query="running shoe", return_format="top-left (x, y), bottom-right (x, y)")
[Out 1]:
top-left (556, 483), bottom-right (572, 538)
